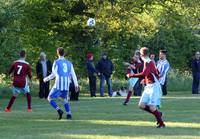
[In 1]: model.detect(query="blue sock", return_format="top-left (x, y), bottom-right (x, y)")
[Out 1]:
top-left (64, 102), bottom-right (71, 114)
top-left (49, 100), bottom-right (59, 110)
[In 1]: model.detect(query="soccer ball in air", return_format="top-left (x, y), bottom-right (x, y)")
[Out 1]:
top-left (87, 18), bottom-right (96, 27)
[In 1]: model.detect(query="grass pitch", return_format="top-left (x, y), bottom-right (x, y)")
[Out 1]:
top-left (0, 92), bottom-right (200, 139)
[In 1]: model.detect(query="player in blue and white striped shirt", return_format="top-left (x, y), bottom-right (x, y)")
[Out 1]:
top-left (44, 47), bottom-right (78, 120)
top-left (156, 50), bottom-right (170, 96)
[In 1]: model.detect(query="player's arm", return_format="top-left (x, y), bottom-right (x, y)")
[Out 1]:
top-left (127, 63), bottom-right (149, 78)
top-left (43, 61), bottom-right (56, 82)
top-left (27, 65), bottom-right (32, 80)
top-left (70, 64), bottom-right (79, 92)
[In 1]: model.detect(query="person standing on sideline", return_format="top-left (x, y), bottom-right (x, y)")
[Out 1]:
top-left (191, 51), bottom-right (200, 94)
top-left (156, 50), bottom-right (170, 96)
top-left (43, 47), bottom-right (79, 120)
top-left (36, 52), bottom-right (52, 99)
top-left (86, 53), bottom-right (97, 97)
top-left (96, 52), bottom-right (114, 97)
top-left (127, 47), bottom-right (165, 128)
top-left (4, 50), bottom-right (32, 112)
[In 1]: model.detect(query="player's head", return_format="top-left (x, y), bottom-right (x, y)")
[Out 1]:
top-left (135, 50), bottom-right (140, 56)
top-left (102, 52), bottom-right (108, 60)
top-left (57, 47), bottom-right (65, 57)
top-left (87, 53), bottom-right (93, 60)
top-left (19, 50), bottom-right (26, 59)
top-left (159, 50), bottom-right (167, 60)
top-left (139, 47), bottom-right (149, 58)
top-left (150, 53), bottom-right (155, 60)
top-left (40, 52), bottom-right (46, 61)
top-left (133, 52), bottom-right (140, 61)
top-left (195, 51), bottom-right (200, 60)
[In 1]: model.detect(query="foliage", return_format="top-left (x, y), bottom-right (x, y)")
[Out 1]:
top-left (0, 0), bottom-right (200, 78)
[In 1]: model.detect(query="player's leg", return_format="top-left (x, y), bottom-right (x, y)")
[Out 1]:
top-left (138, 88), bottom-right (152, 112)
top-left (89, 76), bottom-right (94, 97)
top-left (149, 105), bottom-right (165, 128)
top-left (61, 91), bottom-right (72, 119)
top-left (99, 75), bottom-right (105, 97)
top-left (91, 76), bottom-right (96, 97)
top-left (192, 75), bottom-right (199, 94)
top-left (123, 78), bottom-right (139, 105)
top-left (24, 86), bottom-right (32, 112)
top-left (39, 79), bottom-right (44, 98)
top-left (162, 79), bottom-right (167, 96)
top-left (138, 97), bottom-right (163, 128)
top-left (148, 87), bottom-right (165, 128)
top-left (4, 87), bottom-right (19, 112)
top-left (123, 86), bottom-right (133, 105)
top-left (48, 88), bottom-right (63, 120)
top-left (44, 81), bottom-right (50, 99)
top-left (105, 76), bottom-right (112, 97)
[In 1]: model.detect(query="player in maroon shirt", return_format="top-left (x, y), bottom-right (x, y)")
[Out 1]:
top-left (123, 53), bottom-right (143, 105)
top-left (127, 47), bottom-right (165, 128)
top-left (4, 50), bottom-right (32, 112)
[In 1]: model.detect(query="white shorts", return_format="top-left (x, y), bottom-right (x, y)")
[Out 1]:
top-left (139, 82), bottom-right (162, 106)
top-left (128, 78), bottom-right (138, 88)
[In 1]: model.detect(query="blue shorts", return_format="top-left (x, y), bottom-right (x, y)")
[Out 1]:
top-left (139, 82), bottom-right (162, 106)
top-left (48, 88), bottom-right (69, 99)
top-left (12, 86), bottom-right (30, 94)
top-left (128, 78), bottom-right (138, 88)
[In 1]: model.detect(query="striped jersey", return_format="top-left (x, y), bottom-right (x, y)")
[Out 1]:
top-left (156, 59), bottom-right (170, 85)
top-left (48, 57), bottom-right (78, 91)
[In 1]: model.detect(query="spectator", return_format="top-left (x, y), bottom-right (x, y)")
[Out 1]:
top-left (156, 50), bottom-right (170, 96)
top-left (36, 52), bottom-right (52, 99)
top-left (96, 52), bottom-right (114, 97)
top-left (86, 53), bottom-right (97, 97)
top-left (191, 51), bottom-right (200, 94)
top-left (69, 76), bottom-right (79, 101)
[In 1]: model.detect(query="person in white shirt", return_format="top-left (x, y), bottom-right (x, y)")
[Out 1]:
top-left (156, 50), bottom-right (170, 96)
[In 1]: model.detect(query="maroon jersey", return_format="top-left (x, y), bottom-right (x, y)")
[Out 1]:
top-left (8, 59), bottom-right (32, 88)
top-left (126, 60), bottom-right (143, 74)
top-left (129, 59), bottom-right (159, 84)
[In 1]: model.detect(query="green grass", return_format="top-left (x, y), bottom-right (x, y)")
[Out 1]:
top-left (0, 92), bottom-right (200, 139)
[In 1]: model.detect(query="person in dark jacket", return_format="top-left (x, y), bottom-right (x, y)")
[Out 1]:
top-left (192, 51), bottom-right (200, 94)
top-left (36, 52), bottom-right (52, 99)
top-left (96, 52), bottom-right (114, 97)
top-left (86, 53), bottom-right (97, 97)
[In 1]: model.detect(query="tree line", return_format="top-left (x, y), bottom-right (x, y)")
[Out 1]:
top-left (0, 0), bottom-right (199, 78)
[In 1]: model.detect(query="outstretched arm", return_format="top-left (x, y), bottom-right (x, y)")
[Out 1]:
top-left (43, 61), bottom-right (56, 82)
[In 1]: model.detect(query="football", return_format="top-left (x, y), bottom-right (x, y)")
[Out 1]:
top-left (87, 18), bottom-right (96, 27)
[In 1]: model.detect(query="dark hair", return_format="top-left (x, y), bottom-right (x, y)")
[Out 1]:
top-left (135, 50), bottom-right (140, 55)
top-left (140, 47), bottom-right (149, 56)
top-left (159, 50), bottom-right (167, 55)
top-left (57, 47), bottom-right (65, 56)
top-left (19, 50), bottom-right (26, 58)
